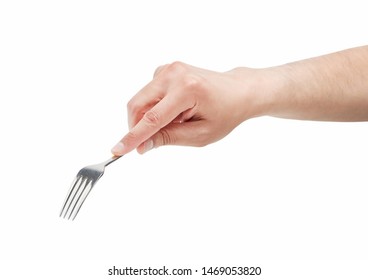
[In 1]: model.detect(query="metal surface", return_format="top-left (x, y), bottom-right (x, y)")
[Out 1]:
top-left (60, 156), bottom-right (122, 220)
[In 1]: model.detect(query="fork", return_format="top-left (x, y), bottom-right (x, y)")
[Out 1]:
top-left (60, 155), bottom-right (122, 220)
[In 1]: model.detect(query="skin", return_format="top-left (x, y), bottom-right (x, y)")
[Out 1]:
top-left (111, 46), bottom-right (368, 155)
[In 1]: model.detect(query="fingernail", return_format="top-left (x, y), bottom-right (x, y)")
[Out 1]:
top-left (111, 142), bottom-right (125, 156)
top-left (143, 139), bottom-right (154, 153)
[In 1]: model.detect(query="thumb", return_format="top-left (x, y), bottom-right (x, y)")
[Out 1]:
top-left (136, 121), bottom-right (207, 154)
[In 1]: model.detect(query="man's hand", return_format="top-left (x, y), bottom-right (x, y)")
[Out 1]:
top-left (111, 62), bottom-right (272, 155)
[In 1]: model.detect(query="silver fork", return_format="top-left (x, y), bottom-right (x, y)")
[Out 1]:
top-left (60, 156), bottom-right (122, 220)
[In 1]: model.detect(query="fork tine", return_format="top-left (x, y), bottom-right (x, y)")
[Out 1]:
top-left (64, 176), bottom-right (88, 219)
top-left (68, 178), bottom-right (92, 220)
top-left (60, 175), bottom-right (82, 217)
top-left (70, 180), bottom-right (94, 220)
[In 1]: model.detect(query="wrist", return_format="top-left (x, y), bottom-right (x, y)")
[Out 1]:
top-left (258, 66), bottom-right (290, 118)
top-left (229, 66), bottom-right (285, 121)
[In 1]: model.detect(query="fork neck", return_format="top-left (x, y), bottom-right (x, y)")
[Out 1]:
top-left (103, 155), bottom-right (122, 167)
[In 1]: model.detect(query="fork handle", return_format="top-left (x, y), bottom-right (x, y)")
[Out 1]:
top-left (103, 155), bottom-right (122, 167)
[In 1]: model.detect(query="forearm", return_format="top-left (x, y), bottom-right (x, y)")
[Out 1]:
top-left (263, 46), bottom-right (368, 121)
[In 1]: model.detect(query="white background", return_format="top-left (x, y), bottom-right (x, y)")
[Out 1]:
top-left (0, 0), bottom-right (367, 279)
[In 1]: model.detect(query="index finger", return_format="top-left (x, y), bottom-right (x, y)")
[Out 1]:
top-left (126, 64), bottom-right (171, 130)
top-left (113, 89), bottom-right (195, 155)
top-left (126, 80), bottom-right (165, 130)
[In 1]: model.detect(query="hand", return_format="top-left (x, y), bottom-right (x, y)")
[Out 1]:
top-left (111, 62), bottom-right (271, 155)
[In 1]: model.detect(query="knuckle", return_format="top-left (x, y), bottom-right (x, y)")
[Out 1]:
top-left (195, 140), bottom-right (208, 148)
top-left (182, 75), bottom-right (203, 92)
top-left (153, 64), bottom-right (168, 78)
top-left (195, 127), bottom-right (211, 147)
top-left (126, 99), bottom-right (133, 112)
top-left (166, 61), bottom-right (186, 74)
top-left (157, 129), bottom-right (174, 146)
top-left (143, 110), bottom-right (161, 127)
top-left (122, 130), bottom-right (139, 146)
top-left (127, 99), bottom-right (138, 115)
